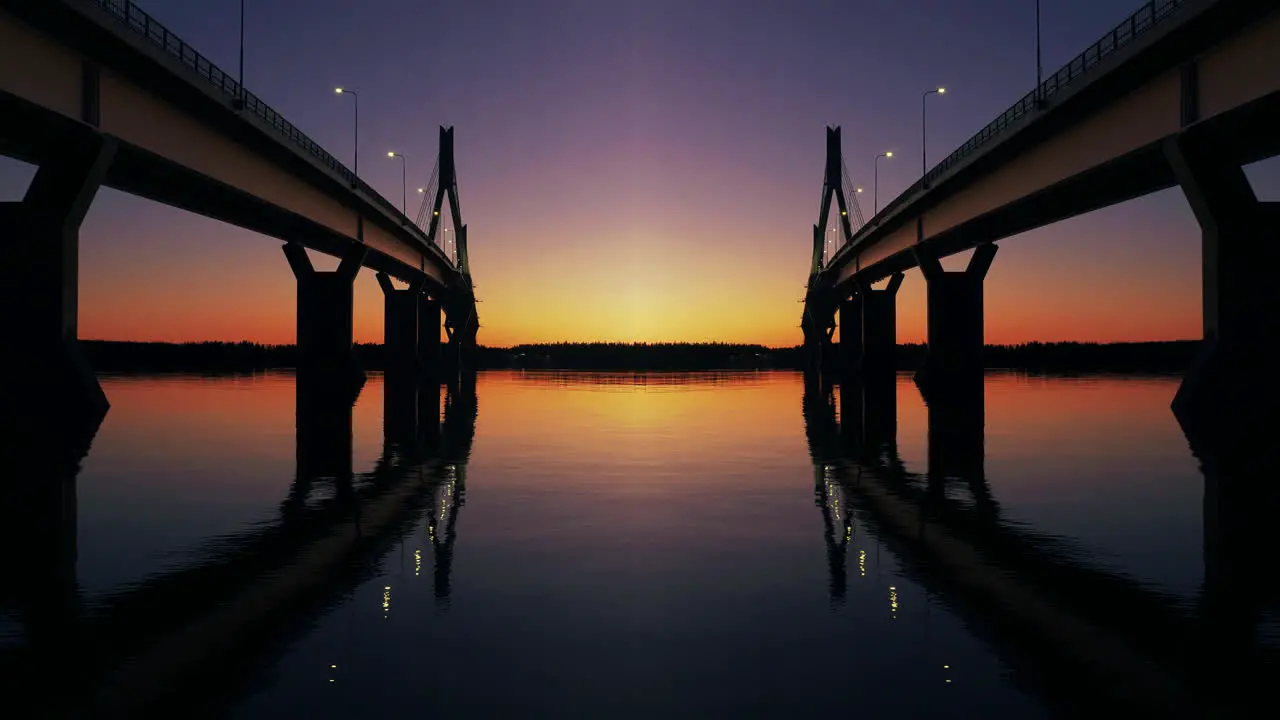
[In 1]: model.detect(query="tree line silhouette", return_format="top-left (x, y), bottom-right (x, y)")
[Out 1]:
top-left (81, 339), bottom-right (1198, 373)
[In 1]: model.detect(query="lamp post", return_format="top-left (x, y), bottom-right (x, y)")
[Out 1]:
top-left (238, 1), bottom-right (244, 94)
top-left (334, 87), bottom-right (358, 185)
top-left (922, 87), bottom-right (946, 188)
top-left (873, 151), bottom-right (893, 215)
top-left (388, 151), bottom-right (406, 215)
top-left (1036, 0), bottom-right (1043, 103)
top-left (234, 0), bottom-right (245, 106)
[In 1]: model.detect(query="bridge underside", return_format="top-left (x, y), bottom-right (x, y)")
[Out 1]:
top-left (827, 88), bottom-right (1280, 290)
top-left (0, 89), bottom-right (440, 290)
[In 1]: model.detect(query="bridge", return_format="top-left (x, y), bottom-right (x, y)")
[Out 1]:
top-left (0, 0), bottom-right (480, 432)
top-left (802, 0), bottom-right (1280, 419)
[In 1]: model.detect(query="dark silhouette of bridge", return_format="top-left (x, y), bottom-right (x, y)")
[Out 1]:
top-left (0, 0), bottom-right (480, 442)
top-left (803, 369), bottom-right (1278, 719)
top-left (0, 370), bottom-right (478, 717)
top-left (803, 0), bottom-right (1280, 425)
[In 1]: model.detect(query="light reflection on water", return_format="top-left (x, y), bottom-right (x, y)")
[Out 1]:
top-left (1, 370), bottom-right (1274, 718)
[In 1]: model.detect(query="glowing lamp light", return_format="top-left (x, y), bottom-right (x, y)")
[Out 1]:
top-left (937, 87), bottom-right (947, 94)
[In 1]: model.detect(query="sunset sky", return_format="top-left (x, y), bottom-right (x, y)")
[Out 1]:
top-left (2, 0), bottom-right (1277, 347)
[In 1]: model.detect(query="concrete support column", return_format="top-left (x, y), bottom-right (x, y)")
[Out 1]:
top-left (838, 294), bottom-right (862, 377)
top-left (802, 304), bottom-right (835, 376)
top-left (282, 242), bottom-right (367, 385)
top-left (1163, 132), bottom-right (1280, 421)
top-left (376, 273), bottom-right (421, 372)
top-left (445, 303), bottom-right (479, 374)
top-left (0, 133), bottom-right (116, 429)
top-left (419, 296), bottom-right (442, 376)
top-left (859, 272), bottom-right (904, 379)
top-left (912, 243), bottom-right (998, 389)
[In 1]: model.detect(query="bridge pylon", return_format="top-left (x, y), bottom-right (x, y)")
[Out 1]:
top-left (803, 126), bottom-right (867, 378)
top-left (416, 127), bottom-right (479, 375)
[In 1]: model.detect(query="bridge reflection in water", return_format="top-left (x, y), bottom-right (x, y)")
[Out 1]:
top-left (0, 370), bottom-right (478, 718)
top-left (804, 369), bottom-right (1278, 719)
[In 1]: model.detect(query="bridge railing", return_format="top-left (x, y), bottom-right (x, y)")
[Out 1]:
top-left (850, 0), bottom-right (1186, 253)
top-left (93, 0), bottom-right (439, 252)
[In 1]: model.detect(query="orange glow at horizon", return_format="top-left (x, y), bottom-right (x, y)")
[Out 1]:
top-left (67, 178), bottom-right (1205, 348)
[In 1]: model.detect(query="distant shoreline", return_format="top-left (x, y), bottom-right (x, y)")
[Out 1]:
top-left (80, 340), bottom-right (1198, 374)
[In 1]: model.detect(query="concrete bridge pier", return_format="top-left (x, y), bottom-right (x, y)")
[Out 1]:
top-left (912, 243), bottom-right (998, 391)
top-left (859, 273), bottom-right (904, 378)
top-left (802, 306), bottom-right (836, 377)
top-left (282, 243), bottom-right (368, 388)
top-left (444, 304), bottom-right (479, 376)
top-left (0, 133), bottom-right (116, 432)
top-left (1163, 131), bottom-right (1280, 422)
top-left (376, 273), bottom-right (423, 373)
top-left (838, 294), bottom-right (862, 377)
top-left (419, 296), bottom-right (443, 377)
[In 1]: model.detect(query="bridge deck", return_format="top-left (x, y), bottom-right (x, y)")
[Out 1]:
top-left (820, 0), bottom-right (1280, 292)
top-left (0, 0), bottom-right (465, 294)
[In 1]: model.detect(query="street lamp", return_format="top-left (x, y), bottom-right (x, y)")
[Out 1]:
top-left (334, 87), bottom-right (358, 185)
top-left (237, 0), bottom-right (245, 106)
top-left (873, 151), bottom-right (893, 215)
top-left (922, 87), bottom-right (946, 188)
top-left (1036, 0), bottom-right (1043, 104)
top-left (388, 151), bottom-right (406, 216)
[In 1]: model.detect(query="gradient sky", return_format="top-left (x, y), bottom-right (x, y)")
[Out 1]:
top-left (3, 0), bottom-right (1277, 346)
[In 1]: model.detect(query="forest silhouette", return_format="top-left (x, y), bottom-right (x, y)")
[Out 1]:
top-left (81, 339), bottom-right (1197, 374)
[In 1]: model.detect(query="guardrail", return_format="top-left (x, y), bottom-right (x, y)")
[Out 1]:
top-left (847, 0), bottom-right (1187, 253)
top-left (93, 0), bottom-right (441, 255)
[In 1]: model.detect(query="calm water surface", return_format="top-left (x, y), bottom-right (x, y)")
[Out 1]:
top-left (2, 370), bottom-right (1275, 718)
